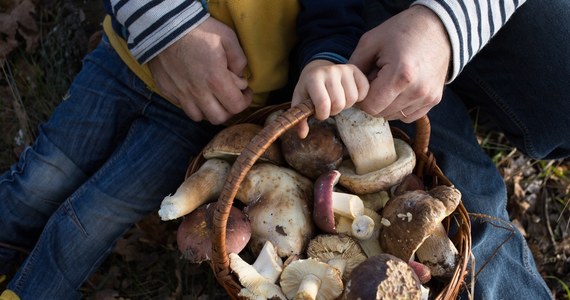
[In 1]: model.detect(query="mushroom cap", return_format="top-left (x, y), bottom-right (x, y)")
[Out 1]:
top-left (238, 163), bottom-right (316, 258)
top-left (313, 170), bottom-right (342, 233)
top-left (176, 203), bottom-right (251, 263)
top-left (280, 258), bottom-right (344, 300)
top-left (306, 234), bottom-right (367, 281)
top-left (338, 138), bottom-right (416, 194)
top-left (343, 254), bottom-right (422, 300)
top-left (229, 252), bottom-right (287, 299)
top-left (280, 118), bottom-right (344, 179)
top-left (378, 186), bottom-right (460, 262)
top-left (202, 123), bottom-right (283, 164)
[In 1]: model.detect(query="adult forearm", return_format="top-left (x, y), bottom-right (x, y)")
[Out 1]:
top-left (106, 0), bottom-right (209, 64)
top-left (412, 0), bottom-right (526, 81)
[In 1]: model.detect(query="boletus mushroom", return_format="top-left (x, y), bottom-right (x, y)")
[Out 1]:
top-left (333, 104), bottom-right (416, 195)
top-left (202, 123), bottom-right (283, 165)
top-left (279, 117), bottom-right (345, 180)
top-left (343, 253), bottom-right (423, 300)
top-left (378, 185), bottom-right (461, 278)
top-left (236, 163), bottom-right (316, 258)
top-left (176, 203), bottom-right (251, 264)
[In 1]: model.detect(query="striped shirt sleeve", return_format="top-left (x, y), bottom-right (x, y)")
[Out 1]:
top-left (108, 0), bottom-right (209, 64)
top-left (412, 0), bottom-right (526, 81)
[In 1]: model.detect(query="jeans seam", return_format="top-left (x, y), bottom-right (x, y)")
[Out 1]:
top-left (462, 68), bottom-right (538, 158)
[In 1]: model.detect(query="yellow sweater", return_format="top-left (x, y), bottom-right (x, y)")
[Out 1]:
top-left (103, 0), bottom-right (299, 109)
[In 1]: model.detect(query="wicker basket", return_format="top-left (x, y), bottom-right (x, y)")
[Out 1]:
top-left (186, 99), bottom-right (472, 300)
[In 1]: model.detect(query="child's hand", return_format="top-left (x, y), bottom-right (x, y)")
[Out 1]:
top-left (291, 59), bottom-right (369, 138)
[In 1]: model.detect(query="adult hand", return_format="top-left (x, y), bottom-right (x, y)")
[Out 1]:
top-left (291, 60), bottom-right (369, 138)
top-left (148, 17), bottom-right (253, 125)
top-left (349, 5), bottom-right (451, 122)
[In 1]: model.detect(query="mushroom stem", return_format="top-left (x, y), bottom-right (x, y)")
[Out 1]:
top-left (252, 241), bottom-right (283, 283)
top-left (351, 214), bottom-right (375, 240)
top-left (332, 192), bottom-right (364, 219)
top-left (296, 273), bottom-right (322, 300)
top-left (415, 222), bottom-right (459, 278)
top-left (334, 107), bottom-right (397, 175)
top-left (158, 158), bottom-right (230, 220)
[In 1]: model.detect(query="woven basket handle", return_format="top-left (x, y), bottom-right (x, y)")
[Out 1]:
top-left (210, 99), bottom-right (432, 285)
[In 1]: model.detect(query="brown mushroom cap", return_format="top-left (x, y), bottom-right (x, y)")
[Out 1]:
top-left (177, 203), bottom-right (251, 263)
top-left (378, 186), bottom-right (461, 262)
top-left (202, 123), bottom-right (283, 164)
top-left (280, 118), bottom-right (344, 179)
top-left (343, 254), bottom-right (422, 300)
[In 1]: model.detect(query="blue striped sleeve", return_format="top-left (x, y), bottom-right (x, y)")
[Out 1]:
top-left (412, 0), bottom-right (526, 81)
top-left (109, 0), bottom-right (209, 64)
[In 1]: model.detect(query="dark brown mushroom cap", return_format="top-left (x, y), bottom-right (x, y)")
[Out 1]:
top-left (202, 123), bottom-right (283, 165)
top-left (177, 203), bottom-right (251, 263)
top-left (378, 186), bottom-right (461, 262)
top-left (343, 253), bottom-right (422, 300)
top-left (280, 118), bottom-right (344, 180)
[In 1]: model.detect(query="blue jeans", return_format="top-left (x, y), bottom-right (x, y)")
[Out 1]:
top-left (369, 0), bottom-right (569, 298)
top-left (0, 36), bottom-right (222, 299)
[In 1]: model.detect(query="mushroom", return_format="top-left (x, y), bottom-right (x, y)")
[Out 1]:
top-left (359, 190), bottom-right (390, 212)
top-left (279, 117), bottom-right (345, 179)
top-left (334, 107), bottom-right (397, 175)
top-left (202, 123), bottom-right (283, 165)
top-left (158, 158), bottom-right (230, 220)
top-left (229, 242), bottom-right (287, 300)
top-left (176, 203), bottom-right (251, 264)
top-left (306, 234), bottom-right (367, 281)
top-left (313, 170), bottom-right (375, 239)
top-left (378, 185), bottom-right (461, 278)
top-left (338, 138), bottom-right (416, 194)
top-left (280, 258), bottom-right (344, 300)
top-left (392, 173), bottom-right (426, 196)
top-left (343, 253), bottom-right (422, 300)
top-left (236, 163), bottom-right (316, 258)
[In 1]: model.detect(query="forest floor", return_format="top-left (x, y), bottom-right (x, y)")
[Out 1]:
top-left (1, 0), bottom-right (568, 299)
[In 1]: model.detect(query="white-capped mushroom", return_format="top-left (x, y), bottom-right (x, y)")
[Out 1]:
top-left (280, 258), bottom-right (344, 300)
top-left (229, 250), bottom-right (287, 299)
top-left (236, 163), bottom-right (316, 258)
top-left (158, 158), bottom-right (230, 220)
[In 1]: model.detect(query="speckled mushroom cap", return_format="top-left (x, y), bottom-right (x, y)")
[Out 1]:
top-left (378, 186), bottom-right (461, 262)
top-left (202, 123), bottom-right (284, 165)
top-left (343, 254), bottom-right (422, 300)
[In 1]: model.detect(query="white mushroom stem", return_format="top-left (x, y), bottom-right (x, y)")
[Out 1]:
top-left (332, 192), bottom-right (364, 219)
top-left (296, 273), bottom-right (322, 300)
top-left (356, 208), bottom-right (384, 257)
top-left (334, 107), bottom-right (397, 175)
top-left (415, 223), bottom-right (459, 277)
top-left (229, 253), bottom-right (287, 299)
top-left (252, 241), bottom-right (283, 283)
top-left (158, 158), bottom-right (230, 220)
top-left (351, 215), bottom-right (375, 240)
